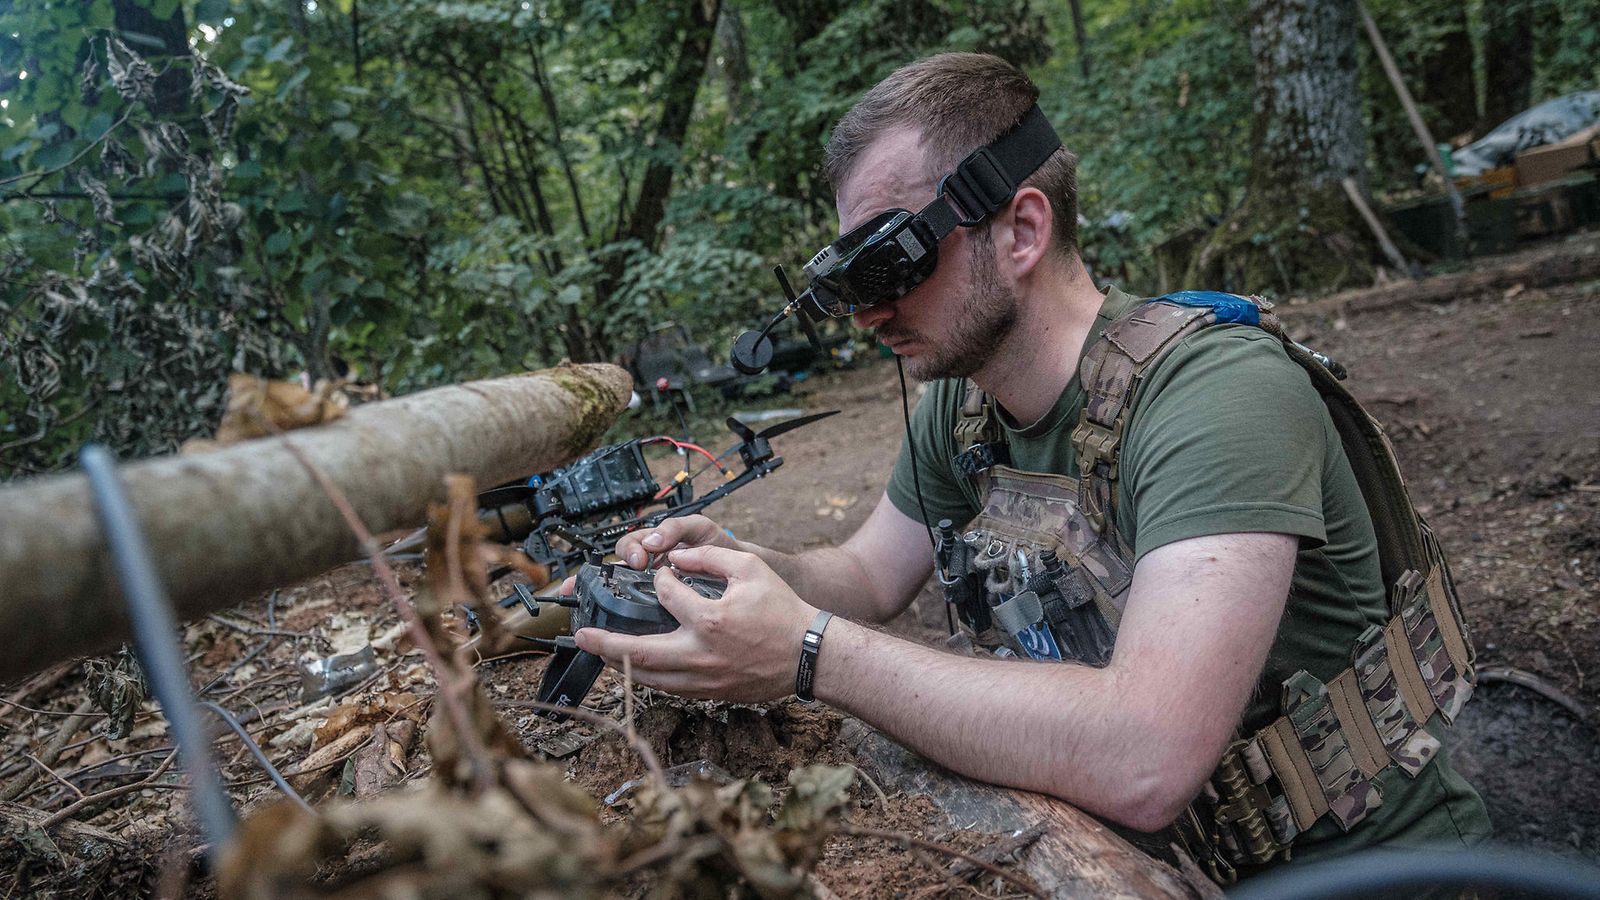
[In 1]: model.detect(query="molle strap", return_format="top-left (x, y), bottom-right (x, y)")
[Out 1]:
top-left (1353, 623), bottom-right (1440, 776)
top-left (1403, 588), bottom-right (1472, 724)
top-left (1072, 301), bottom-right (1213, 532)
top-left (1327, 669), bottom-right (1389, 779)
top-left (1422, 520), bottom-right (1476, 678)
top-left (1256, 718), bottom-right (1326, 831)
top-left (1282, 671), bottom-right (1384, 832)
top-left (1384, 614), bottom-right (1437, 726)
top-left (1078, 302), bottom-right (1211, 431)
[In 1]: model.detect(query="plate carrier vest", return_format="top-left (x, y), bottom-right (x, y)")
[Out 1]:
top-left (937, 291), bottom-right (1476, 883)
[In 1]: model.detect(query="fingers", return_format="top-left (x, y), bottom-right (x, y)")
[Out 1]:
top-left (662, 544), bottom-right (764, 582)
top-left (573, 627), bottom-right (688, 672)
top-left (615, 515), bottom-right (728, 570)
top-left (559, 574), bottom-right (575, 596)
top-left (652, 566), bottom-right (718, 624)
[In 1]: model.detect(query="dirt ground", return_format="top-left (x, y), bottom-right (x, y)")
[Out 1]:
top-left (2, 234), bottom-right (1598, 895)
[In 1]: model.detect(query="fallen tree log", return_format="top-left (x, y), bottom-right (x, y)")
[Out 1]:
top-left (1290, 237), bottom-right (1600, 316)
top-left (0, 364), bottom-right (631, 683)
top-left (841, 719), bottom-right (1222, 899)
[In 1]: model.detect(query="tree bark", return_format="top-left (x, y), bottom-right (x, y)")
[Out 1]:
top-left (1481, 0), bottom-right (1535, 131)
top-left (618, 0), bottom-right (720, 249)
top-left (1193, 0), bottom-right (1374, 292)
top-left (0, 364), bottom-right (631, 683)
top-left (843, 721), bottom-right (1223, 898)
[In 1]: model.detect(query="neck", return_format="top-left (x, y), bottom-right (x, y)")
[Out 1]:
top-left (971, 256), bottom-right (1102, 426)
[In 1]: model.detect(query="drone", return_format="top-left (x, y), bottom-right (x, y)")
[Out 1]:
top-left (469, 409), bottom-right (837, 610)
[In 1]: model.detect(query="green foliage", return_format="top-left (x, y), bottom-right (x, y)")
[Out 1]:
top-left (1030, 0), bottom-right (1253, 289)
top-left (0, 0), bottom-right (1043, 474)
top-left (0, 0), bottom-right (1589, 475)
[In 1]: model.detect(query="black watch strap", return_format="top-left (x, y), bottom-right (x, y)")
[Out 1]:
top-left (795, 610), bottom-right (834, 702)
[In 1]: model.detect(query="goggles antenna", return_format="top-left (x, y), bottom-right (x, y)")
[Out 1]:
top-left (729, 265), bottom-right (824, 375)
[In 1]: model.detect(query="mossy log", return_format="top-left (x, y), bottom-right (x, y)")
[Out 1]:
top-left (0, 364), bottom-right (631, 683)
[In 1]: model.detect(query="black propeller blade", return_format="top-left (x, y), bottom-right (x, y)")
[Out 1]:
top-left (756, 409), bottom-right (839, 440)
top-left (725, 409), bottom-right (840, 445)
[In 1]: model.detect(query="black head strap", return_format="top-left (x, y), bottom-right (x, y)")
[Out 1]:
top-left (919, 105), bottom-right (1062, 239)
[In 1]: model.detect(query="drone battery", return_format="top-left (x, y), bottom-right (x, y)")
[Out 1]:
top-left (548, 441), bottom-right (658, 516)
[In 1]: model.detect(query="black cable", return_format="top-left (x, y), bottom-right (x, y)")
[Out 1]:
top-left (80, 445), bottom-right (238, 862)
top-left (197, 701), bottom-right (316, 817)
top-left (896, 358), bottom-right (956, 634)
top-left (1226, 846), bottom-right (1600, 900)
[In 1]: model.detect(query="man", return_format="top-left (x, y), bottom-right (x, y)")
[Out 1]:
top-left (571, 52), bottom-right (1489, 874)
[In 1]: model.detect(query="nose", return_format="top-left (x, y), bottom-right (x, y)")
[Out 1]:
top-left (853, 301), bottom-right (895, 330)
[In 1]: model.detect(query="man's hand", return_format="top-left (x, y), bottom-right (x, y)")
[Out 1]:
top-left (572, 546), bottom-right (818, 703)
top-left (615, 514), bottom-right (739, 570)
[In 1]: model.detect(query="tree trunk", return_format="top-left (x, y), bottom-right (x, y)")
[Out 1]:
top-left (1193, 0), bottom-right (1375, 292)
top-left (1481, 0), bottom-right (1534, 131)
top-left (111, 0), bottom-right (189, 116)
top-left (1068, 0), bottom-right (1092, 79)
top-left (0, 364), bottom-right (631, 683)
top-left (1415, 3), bottom-right (1476, 143)
top-left (618, 0), bottom-right (720, 249)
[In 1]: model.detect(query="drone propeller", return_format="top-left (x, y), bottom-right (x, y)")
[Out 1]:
top-left (725, 408), bottom-right (839, 444)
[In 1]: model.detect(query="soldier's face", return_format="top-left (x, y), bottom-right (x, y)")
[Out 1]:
top-left (834, 126), bottom-right (1020, 381)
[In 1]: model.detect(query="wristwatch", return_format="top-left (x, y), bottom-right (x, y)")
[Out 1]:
top-left (795, 610), bottom-right (833, 702)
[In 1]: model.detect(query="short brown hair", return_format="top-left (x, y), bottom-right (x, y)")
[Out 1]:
top-left (824, 52), bottom-right (1078, 255)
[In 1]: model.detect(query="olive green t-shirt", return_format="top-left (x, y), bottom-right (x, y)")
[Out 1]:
top-left (886, 286), bottom-right (1489, 861)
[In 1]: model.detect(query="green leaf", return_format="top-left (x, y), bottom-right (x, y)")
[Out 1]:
top-left (277, 192), bottom-right (307, 213)
top-left (265, 230), bottom-right (291, 255)
top-left (1, 141), bottom-right (33, 163)
top-left (330, 120), bottom-right (359, 141)
top-left (32, 142), bottom-right (77, 169)
top-left (265, 36), bottom-right (295, 64)
top-left (232, 159), bottom-right (263, 178)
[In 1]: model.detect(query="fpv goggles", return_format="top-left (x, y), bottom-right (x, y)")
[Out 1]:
top-left (730, 105), bottom-right (1062, 375)
top-left (801, 104), bottom-right (1062, 319)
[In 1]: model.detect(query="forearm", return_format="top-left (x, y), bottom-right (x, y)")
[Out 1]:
top-left (736, 541), bottom-right (902, 624)
top-left (813, 618), bottom-right (1198, 831)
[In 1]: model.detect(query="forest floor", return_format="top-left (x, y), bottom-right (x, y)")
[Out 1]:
top-left (2, 232), bottom-right (1597, 897)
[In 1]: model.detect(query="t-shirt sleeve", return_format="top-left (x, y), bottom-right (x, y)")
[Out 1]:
top-left (885, 383), bottom-right (980, 528)
top-left (1120, 327), bottom-right (1331, 561)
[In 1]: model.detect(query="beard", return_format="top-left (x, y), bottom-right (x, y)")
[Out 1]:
top-left (882, 232), bottom-right (1020, 382)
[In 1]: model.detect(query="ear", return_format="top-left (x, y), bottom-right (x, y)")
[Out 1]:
top-left (997, 186), bottom-right (1054, 280)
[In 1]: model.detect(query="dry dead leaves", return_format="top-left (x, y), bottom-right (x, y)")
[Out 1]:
top-left (217, 473), bottom-right (859, 898)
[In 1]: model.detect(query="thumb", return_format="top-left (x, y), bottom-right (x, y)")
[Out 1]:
top-left (653, 565), bottom-right (713, 624)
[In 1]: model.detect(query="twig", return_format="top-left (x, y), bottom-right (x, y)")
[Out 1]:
top-left (0, 661), bottom-right (76, 723)
top-left (1477, 665), bottom-right (1592, 722)
top-left (493, 698), bottom-right (665, 786)
top-left (200, 592), bottom-right (281, 695)
top-left (40, 748), bottom-right (178, 828)
top-left (837, 825), bottom-right (1047, 898)
top-left (945, 824), bottom-right (1047, 883)
top-left (260, 421), bottom-right (499, 795)
top-left (623, 653), bottom-right (637, 746)
top-left (205, 613), bottom-right (304, 641)
top-left (847, 764), bottom-right (890, 809)
top-left (0, 697), bottom-right (109, 718)
top-left (23, 752), bottom-right (84, 800)
top-left (0, 105), bottom-right (136, 193)
top-left (0, 696), bottom-right (97, 802)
